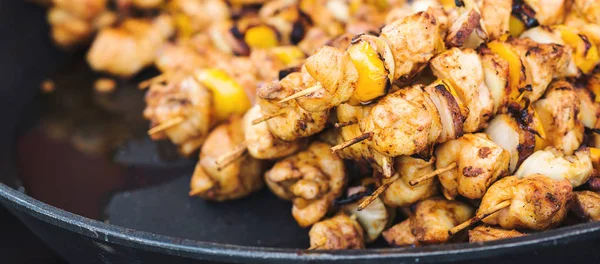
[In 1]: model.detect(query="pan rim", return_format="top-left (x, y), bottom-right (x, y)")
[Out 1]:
top-left (2, 181), bottom-right (600, 263)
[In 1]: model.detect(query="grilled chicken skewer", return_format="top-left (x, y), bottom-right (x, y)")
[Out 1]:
top-left (447, 174), bottom-right (572, 236)
top-left (189, 115), bottom-right (265, 201)
top-left (383, 197), bottom-right (474, 246)
top-left (409, 133), bottom-right (510, 200)
top-left (308, 213), bottom-right (365, 250)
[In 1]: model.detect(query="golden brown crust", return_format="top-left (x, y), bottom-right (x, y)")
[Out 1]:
top-left (571, 190), bottom-right (600, 222)
top-left (468, 225), bottom-right (525, 243)
top-left (309, 214), bottom-right (365, 250)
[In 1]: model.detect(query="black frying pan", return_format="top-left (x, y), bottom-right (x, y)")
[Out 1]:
top-left (2, 1), bottom-right (600, 263)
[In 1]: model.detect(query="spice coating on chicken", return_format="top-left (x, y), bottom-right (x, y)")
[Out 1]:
top-left (505, 38), bottom-right (577, 103)
top-left (334, 104), bottom-right (394, 177)
top-left (468, 225), bottom-right (525, 243)
top-left (144, 76), bottom-right (213, 156)
top-left (571, 190), bottom-right (600, 222)
top-left (382, 218), bottom-right (420, 247)
top-left (480, 0), bottom-right (510, 40)
top-left (309, 214), bottom-right (365, 250)
top-left (242, 105), bottom-right (302, 160)
top-left (534, 80), bottom-right (584, 155)
top-left (409, 197), bottom-right (475, 244)
top-left (189, 116), bottom-right (264, 201)
top-left (524, 0), bottom-right (566, 25)
top-left (435, 133), bottom-right (510, 200)
top-left (265, 141), bottom-right (346, 227)
top-left (515, 147), bottom-right (593, 187)
top-left (257, 73), bottom-right (329, 141)
top-left (431, 48), bottom-right (494, 132)
top-left (295, 46), bottom-right (359, 112)
top-left (381, 156), bottom-right (438, 207)
top-left (87, 15), bottom-right (174, 77)
top-left (479, 175), bottom-right (572, 230)
top-left (380, 9), bottom-right (444, 83)
top-left (360, 84), bottom-right (442, 157)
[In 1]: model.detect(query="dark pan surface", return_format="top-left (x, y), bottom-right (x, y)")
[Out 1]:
top-left (3, 1), bottom-right (600, 263)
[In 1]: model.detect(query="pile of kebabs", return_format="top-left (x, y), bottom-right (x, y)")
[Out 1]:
top-left (43, 0), bottom-right (600, 250)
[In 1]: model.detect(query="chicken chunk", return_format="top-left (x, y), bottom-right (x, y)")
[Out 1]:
top-left (295, 46), bottom-right (359, 112)
top-left (257, 73), bottom-right (329, 141)
top-left (430, 48), bottom-right (494, 132)
top-left (409, 197), bottom-right (475, 244)
top-left (435, 133), bottom-right (510, 200)
top-left (334, 104), bottom-right (394, 177)
top-left (468, 225), bottom-right (525, 243)
top-left (505, 37), bottom-right (577, 102)
top-left (242, 105), bottom-right (302, 160)
top-left (360, 84), bottom-right (442, 157)
top-left (87, 15), bottom-right (174, 77)
top-left (265, 141), bottom-right (346, 227)
top-left (524, 0), bottom-right (566, 25)
top-left (571, 190), bottom-right (600, 222)
top-left (480, 0), bottom-right (511, 40)
top-left (53, 0), bottom-right (106, 20)
top-left (379, 9), bottom-right (444, 83)
top-left (189, 116), bottom-right (264, 201)
top-left (382, 218), bottom-right (420, 247)
top-left (479, 175), bottom-right (572, 230)
top-left (381, 156), bottom-right (438, 207)
top-left (308, 214), bottom-right (365, 250)
top-left (143, 76), bottom-right (213, 156)
top-left (515, 147), bottom-right (593, 187)
top-left (576, 87), bottom-right (600, 129)
top-left (534, 80), bottom-right (584, 155)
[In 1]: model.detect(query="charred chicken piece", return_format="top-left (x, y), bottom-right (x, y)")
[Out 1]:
top-left (334, 103), bottom-right (394, 177)
top-left (308, 213), bottom-right (365, 250)
top-left (571, 190), bottom-right (600, 222)
top-left (430, 48), bottom-right (494, 132)
top-left (143, 76), bottom-right (213, 156)
top-left (408, 197), bottom-right (474, 244)
top-left (479, 175), bottom-right (572, 230)
top-left (265, 141), bottom-right (346, 227)
top-left (360, 84), bottom-right (442, 157)
top-left (381, 156), bottom-right (438, 207)
top-left (468, 225), bottom-right (525, 243)
top-left (435, 133), bottom-right (510, 200)
top-left (189, 115), bottom-right (264, 201)
top-left (242, 105), bottom-right (302, 160)
top-left (534, 80), bottom-right (584, 155)
top-left (257, 72), bottom-right (329, 141)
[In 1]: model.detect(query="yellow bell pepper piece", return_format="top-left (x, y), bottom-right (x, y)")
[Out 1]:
top-left (244, 25), bottom-right (279, 50)
top-left (347, 40), bottom-right (389, 104)
top-left (556, 26), bottom-right (600, 74)
top-left (488, 41), bottom-right (525, 104)
top-left (509, 16), bottom-right (526, 37)
top-left (194, 69), bottom-right (251, 122)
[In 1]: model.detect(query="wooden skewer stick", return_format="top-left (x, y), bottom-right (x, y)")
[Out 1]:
top-left (408, 162), bottom-right (457, 186)
top-left (278, 84), bottom-right (322, 104)
top-left (331, 132), bottom-right (374, 152)
top-left (139, 73), bottom-right (168, 90)
top-left (251, 110), bottom-right (286, 125)
top-left (147, 117), bottom-right (185, 135)
top-left (357, 173), bottom-right (400, 211)
top-left (447, 200), bottom-right (511, 237)
top-left (334, 121), bottom-right (357, 128)
top-left (215, 143), bottom-right (248, 171)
